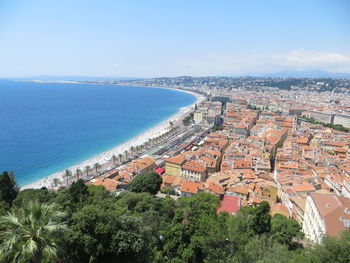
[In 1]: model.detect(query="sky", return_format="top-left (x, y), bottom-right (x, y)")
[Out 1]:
top-left (0, 0), bottom-right (349, 78)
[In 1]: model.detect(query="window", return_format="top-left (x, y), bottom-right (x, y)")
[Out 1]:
top-left (344, 219), bottom-right (350, 228)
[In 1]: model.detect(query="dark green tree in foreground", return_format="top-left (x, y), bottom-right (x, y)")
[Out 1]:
top-left (0, 171), bottom-right (19, 206)
top-left (311, 230), bottom-right (350, 263)
top-left (271, 214), bottom-right (304, 249)
top-left (62, 200), bottom-right (150, 262)
top-left (0, 200), bottom-right (68, 263)
top-left (251, 201), bottom-right (271, 235)
top-left (69, 179), bottom-right (89, 204)
top-left (128, 172), bottom-right (162, 195)
top-left (3, 173), bottom-right (350, 263)
top-left (12, 187), bottom-right (56, 208)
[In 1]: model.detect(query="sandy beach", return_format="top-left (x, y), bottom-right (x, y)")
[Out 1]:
top-left (21, 87), bottom-right (205, 190)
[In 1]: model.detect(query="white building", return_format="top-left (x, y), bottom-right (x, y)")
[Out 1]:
top-left (342, 178), bottom-right (350, 198)
top-left (194, 111), bottom-right (204, 124)
top-left (303, 193), bottom-right (350, 244)
top-left (333, 114), bottom-right (350, 128)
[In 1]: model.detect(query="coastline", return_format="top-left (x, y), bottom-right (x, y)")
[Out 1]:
top-left (21, 85), bottom-right (205, 190)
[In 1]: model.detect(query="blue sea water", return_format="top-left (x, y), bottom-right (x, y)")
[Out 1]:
top-left (0, 80), bottom-right (195, 186)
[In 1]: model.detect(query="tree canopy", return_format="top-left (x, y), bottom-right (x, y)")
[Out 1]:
top-left (128, 172), bottom-right (162, 195)
top-left (0, 172), bottom-right (348, 263)
top-left (0, 171), bottom-right (19, 206)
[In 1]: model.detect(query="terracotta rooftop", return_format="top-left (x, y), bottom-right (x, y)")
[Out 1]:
top-left (204, 182), bottom-right (224, 195)
top-left (180, 182), bottom-right (202, 194)
top-left (86, 178), bottom-right (119, 191)
top-left (226, 185), bottom-right (249, 195)
top-left (166, 154), bottom-right (186, 165)
top-left (182, 160), bottom-right (207, 173)
top-left (292, 183), bottom-right (316, 193)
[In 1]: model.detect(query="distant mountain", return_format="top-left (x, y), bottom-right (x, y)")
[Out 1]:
top-left (8, 76), bottom-right (140, 81)
top-left (259, 70), bottom-right (350, 79)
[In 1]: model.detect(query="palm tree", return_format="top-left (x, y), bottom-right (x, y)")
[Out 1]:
top-left (118, 154), bottom-right (123, 163)
top-left (0, 200), bottom-right (68, 263)
top-left (130, 146), bottom-right (135, 156)
top-left (112, 154), bottom-right (117, 166)
top-left (124, 150), bottom-right (129, 160)
top-left (85, 165), bottom-right (91, 177)
top-left (52, 178), bottom-right (60, 187)
top-left (75, 168), bottom-right (82, 180)
top-left (64, 169), bottom-right (72, 186)
top-left (93, 163), bottom-right (101, 174)
top-left (155, 136), bottom-right (160, 144)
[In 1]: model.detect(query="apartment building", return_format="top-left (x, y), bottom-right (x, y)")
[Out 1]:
top-left (303, 193), bottom-right (350, 243)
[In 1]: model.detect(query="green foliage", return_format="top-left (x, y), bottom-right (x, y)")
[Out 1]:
top-left (161, 193), bottom-right (225, 262)
top-left (271, 214), bottom-right (304, 249)
top-left (13, 187), bottom-right (56, 208)
top-left (300, 116), bottom-right (350, 132)
top-left (310, 230), bottom-right (350, 263)
top-left (161, 187), bottom-right (176, 195)
top-left (0, 200), bottom-right (68, 263)
top-left (0, 171), bottom-right (19, 206)
top-left (2, 174), bottom-right (350, 263)
top-left (212, 126), bottom-right (224, 131)
top-left (183, 112), bottom-right (194, 126)
top-left (0, 201), bottom-right (10, 216)
top-left (239, 235), bottom-right (292, 263)
top-left (63, 203), bottom-right (149, 262)
top-left (251, 201), bottom-right (271, 235)
top-left (128, 172), bottom-right (162, 195)
top-left (69, 179), bottom-right (89, 204)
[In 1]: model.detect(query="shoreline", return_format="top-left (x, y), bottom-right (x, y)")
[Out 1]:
top-left (21, 84), bottom-right (205, 190)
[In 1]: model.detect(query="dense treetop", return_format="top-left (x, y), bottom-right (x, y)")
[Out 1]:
top-left (0, 171), bottom-right (349, 263)
top-left (128, 171), bottom-right (162, 195)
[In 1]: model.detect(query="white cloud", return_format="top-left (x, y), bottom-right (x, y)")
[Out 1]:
top-left (273, 49), bottom-right (350, 66)
top-left (172, 49), bottom-right (350, 76)
top-left (3, 49), bottom-right (349, 78)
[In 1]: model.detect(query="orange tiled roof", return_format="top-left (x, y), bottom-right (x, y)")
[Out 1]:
top-left (180, 182), bottom-right (202, 194)
top-left (204, 182), bottom-right (224, 195)
top-left (166, 154), bottom-right (186, 165)
top-left (182, 160), bottom-right (207, 173)
top-left (226, 185), bottom-right (249, 195)
top-left (86, 178), bottom-right (119, 191)
top-left (292, 183), bottom-right (315, 193)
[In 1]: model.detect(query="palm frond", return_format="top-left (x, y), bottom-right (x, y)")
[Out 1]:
top-left (0, 200), bottom-right (68, 263)
top-left (42, 243), bottom-right (58, 261)
top-left (0, 213), bottom-right (22, 228)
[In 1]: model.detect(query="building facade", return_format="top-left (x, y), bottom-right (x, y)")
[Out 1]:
top-left (303, 193), bottom-right (350, 244)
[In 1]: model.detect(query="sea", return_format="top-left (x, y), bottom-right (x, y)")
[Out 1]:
top-left (0, 80), bottom-right (196, 186)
